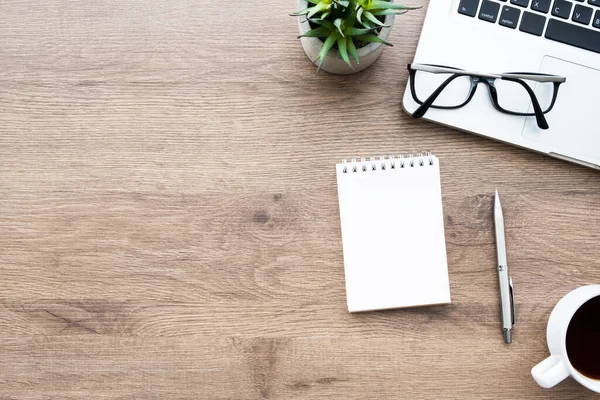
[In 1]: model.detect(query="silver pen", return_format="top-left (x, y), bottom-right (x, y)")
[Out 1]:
top-left (494, 189), bottom-right (515, 344)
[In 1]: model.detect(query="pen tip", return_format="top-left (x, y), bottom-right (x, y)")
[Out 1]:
top-left (504, 329), bottom-right (512, 344)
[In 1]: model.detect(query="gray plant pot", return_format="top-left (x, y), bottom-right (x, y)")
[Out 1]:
top-left (297, 0), bottom-right (395, 74)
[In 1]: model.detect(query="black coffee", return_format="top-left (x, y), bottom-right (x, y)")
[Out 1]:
top-left (565, 295), bottom-right (600, 380)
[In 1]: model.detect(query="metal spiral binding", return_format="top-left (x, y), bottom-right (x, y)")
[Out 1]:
top-left (342, 152), bottom-right (434, 173)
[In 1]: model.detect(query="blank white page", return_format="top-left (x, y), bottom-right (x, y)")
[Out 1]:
top-left (335, 155), bottom-right (451, 312)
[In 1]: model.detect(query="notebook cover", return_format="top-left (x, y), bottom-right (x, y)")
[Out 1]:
top-left (335, 154), bottom-right (451, 312)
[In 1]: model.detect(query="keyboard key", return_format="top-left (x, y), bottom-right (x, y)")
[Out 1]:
top-left (520, 11), bottom-right (547, 33)
top-left (589, 0), bottom-right (600, 6)
top-left (531, 0), bottom-right (552, 12)
top-left (552, 0), bottom-right (573, 18)
top-left (511, 0), bottom-right (529, 6)
top-left (594, 10), bottom-right (600, 26)
top-left (500, 5), bottom-right (522, 27)
top-left (479, 0), bottom-right (501, 21)
top-left (573, 4), bottom-right (593, 23)
top-left (459, 0), bottom-right (480, 16)
top-left (545, 18), bottom-right (600, 53)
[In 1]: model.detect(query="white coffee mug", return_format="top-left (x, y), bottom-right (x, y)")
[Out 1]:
top-left (531, 284), bottom-right (600, 393)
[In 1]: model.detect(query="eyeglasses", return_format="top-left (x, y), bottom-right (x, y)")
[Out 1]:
top-left (406, 63), bottom-right (566, 130)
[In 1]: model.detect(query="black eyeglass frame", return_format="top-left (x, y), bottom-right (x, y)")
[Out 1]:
top-left (407, 63), bottom-right (566, 130)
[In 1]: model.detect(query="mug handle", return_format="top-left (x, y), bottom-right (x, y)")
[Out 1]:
top-left (531, 355), bottom-right (569, 388)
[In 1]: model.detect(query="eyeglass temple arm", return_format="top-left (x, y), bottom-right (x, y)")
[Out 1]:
top-left (411, 74), bottom-right (460, 119)
top-left (410, 63), bottom-right (465, 75)
top-left (411, 64), bottom-right (566, 83)
top-left (502, 73), bottom-right (566, 83)
top-left (517, 80), bottom-right (549, 130)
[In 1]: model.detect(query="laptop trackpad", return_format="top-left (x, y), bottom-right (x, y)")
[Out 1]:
top-left (522, 56), bottom-right (600, 163)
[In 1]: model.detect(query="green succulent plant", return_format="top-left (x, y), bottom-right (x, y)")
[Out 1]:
top-left (293, 0), bottom-right (420, 70)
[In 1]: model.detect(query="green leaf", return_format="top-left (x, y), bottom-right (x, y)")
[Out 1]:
top-left (354, 33), bottom-right (393, 46)
top-left (298, 26), bottom-right (331, 38)
top-left (306, 6), bottom-right (321, 19)
top-left (360, 20), bottom-right (374, 29)
top-left (345, 7), bottom-right (358, 26)
top-left (307, 1), bottom-right (331, 19)
top-left (347, 26), bottom-right (380, 35)
top-left (370, 8), bottom-right (410, 16)
top-left (357, 7), bottom-right (364, 24)
top-left (347, 37), bottom-right (359, 64)
top-left (369, 1), bottom-right (421, 10)
top-left (306, 0), bottom-right (321, 3)
top-left (291, 7), bottom-right (311, 16)
top-left (320, 11), bottom-right (330, 19)
top-left (308, 18), bottom-right (335, 30)
top-left (333, 18), bottom-right (345, 37)
top-left (337, 37), bottom-right (352, 68)
top-left (363, 10), bottom-right (389, 26)
top-left (334, 0), bottom-right (350, 6)
top-left (317, 32), bottom-right (339, 66)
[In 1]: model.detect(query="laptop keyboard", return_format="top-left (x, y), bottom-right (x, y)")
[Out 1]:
top-left (458, 0), bottom-right (600, 54)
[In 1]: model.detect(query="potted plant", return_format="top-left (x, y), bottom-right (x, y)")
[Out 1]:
top-left (293, 0), bottom-right (419, 74)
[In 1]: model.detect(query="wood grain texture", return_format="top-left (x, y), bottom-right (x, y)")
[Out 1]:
top-left (1, 0), bottom-right (599, 398)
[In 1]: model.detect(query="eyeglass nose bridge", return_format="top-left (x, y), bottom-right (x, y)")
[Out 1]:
top-left (467, 77), bottom-right (501, 106)
top-left (469, 76), bottom-right (497, 89)
top-left (465, 76), bottom-right (486, 102)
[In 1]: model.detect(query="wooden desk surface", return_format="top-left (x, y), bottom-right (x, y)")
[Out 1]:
top-left (1, 1), bottom-right (599, 398)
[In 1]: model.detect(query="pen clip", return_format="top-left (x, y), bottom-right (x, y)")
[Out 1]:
top-left (509, 276), bottom-right (515, 327)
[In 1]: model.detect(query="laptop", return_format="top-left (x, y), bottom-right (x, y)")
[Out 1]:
top-left (402, 0), bottom-right (600, 170)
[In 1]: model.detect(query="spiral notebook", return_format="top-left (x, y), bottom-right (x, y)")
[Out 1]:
top-left (335, 153), bottom-right (451, 312)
